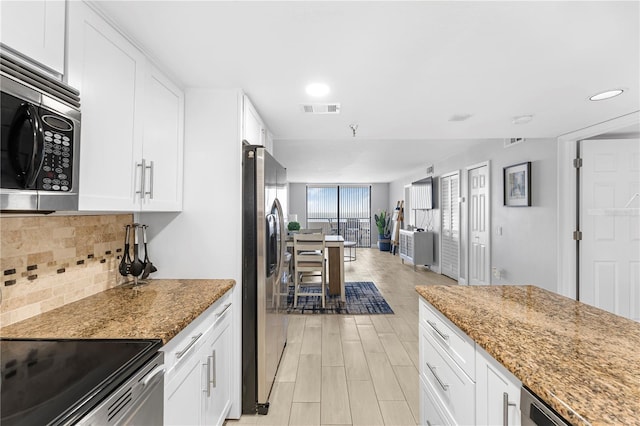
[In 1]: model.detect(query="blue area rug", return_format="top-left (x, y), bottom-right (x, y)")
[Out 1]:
top-left (287, 281), bottom-right (394, 315)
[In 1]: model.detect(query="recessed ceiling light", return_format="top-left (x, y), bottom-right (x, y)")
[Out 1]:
top-left (512, 115), bottom-right (534, 125)
top-left (306, 83), bottom-right (330, 97)
top-left (589, 89), bottom-right (624, 101)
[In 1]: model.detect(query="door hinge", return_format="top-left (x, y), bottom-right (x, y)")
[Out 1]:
top-left (573, 230), bottom-right (583, 241)
top-left (573, 158), bottom-right (583, 168)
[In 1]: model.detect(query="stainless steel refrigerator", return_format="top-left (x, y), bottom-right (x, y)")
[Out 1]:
top-left (242, 145), bottom-right (289, 415)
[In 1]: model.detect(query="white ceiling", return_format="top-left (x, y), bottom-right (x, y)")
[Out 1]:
top-left (95, 1), bottom-right (639, 183)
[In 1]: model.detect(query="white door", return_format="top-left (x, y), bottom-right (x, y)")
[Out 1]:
top-left (441, 172), bottom-right (460, 280)
top-left (469, 164), bottom-right (490, 285)
top-left (580, 139), bottom-right (640, 321)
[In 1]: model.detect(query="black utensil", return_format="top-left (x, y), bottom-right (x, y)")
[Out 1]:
top-left (141, 225), bottom-right (157, 279)
top-left (118, 225), bottom-right (132, 276)
top-left (129, 223), bottom-right (144, 277)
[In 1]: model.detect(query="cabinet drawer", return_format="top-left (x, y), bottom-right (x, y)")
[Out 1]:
top-left (421, 375), bottom-right (455, 426)
top-left (420, 330), bottom-right (475, 426)
top-left (420, 299), bottom-right (475, 379)
top-left (162, 291), bottom-right (232, 376)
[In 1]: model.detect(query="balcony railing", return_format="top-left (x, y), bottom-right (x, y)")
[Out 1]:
top-left (307, 217), bottom-right (371, 247)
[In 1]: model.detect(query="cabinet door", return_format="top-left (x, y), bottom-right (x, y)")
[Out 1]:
top-left (0, 0), bottom-right (65, 74)
top-left (141, 67), bottom-right (184, 212)
top-left (476, 346), bottom-right (521, 426)
top-left (202, 312), bottom-right (232, 426)
top-left (68, 1), bottom-right (145, 211)
top-left (165, 351), bottom-right (203, 426)
top-left (242, 95), bottom-right (265, 146)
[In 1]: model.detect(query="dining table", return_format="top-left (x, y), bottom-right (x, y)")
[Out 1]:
top-left (286, 234), bottom-right (345, 302)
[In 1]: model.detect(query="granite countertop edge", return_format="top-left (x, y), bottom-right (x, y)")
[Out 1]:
top-left (1, 279), bottom-right (235, 345)
top-left (415, 284), bottom-right (640, 426)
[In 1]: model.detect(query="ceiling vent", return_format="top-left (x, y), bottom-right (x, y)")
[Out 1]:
top-left (300, 103), bottom-right (341, 114)
top-left (448, 114), bottom-right (472, 122)
top-left (504, 138), bottom-right (526, 148)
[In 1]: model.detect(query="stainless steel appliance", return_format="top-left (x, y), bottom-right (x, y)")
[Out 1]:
top-left (242, 145), bottom-right (288, 414)
top-left (521, 386), bottom-right (570, 426)
top-left (0, 338), bottom-right (163, 425)
top-left (1, 51), bottom-right (81, 212)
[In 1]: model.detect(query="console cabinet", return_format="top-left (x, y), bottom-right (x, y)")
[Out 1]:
top-left (163, 291), bottom-right (233, 426)
top-left (419, 298), bottom-right (521, 425)
top-left (400, 230), bottom-right (434, 270)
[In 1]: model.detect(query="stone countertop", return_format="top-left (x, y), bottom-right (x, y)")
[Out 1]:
top-left (1, 279), bottom-right (235, 344)
top-left (416, 285), bottom-right (640, 426)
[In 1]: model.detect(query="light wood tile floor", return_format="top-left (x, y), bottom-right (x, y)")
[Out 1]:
top-left (227, 248), bottom-right (455, 426)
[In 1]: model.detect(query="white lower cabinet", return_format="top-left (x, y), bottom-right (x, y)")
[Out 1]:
top-left (419, 298), bottom-right (521, 425)
top-left (163, 292), bottom-right (233, 426)
top-left (201, 303), bottom-right (232, 425)
top-left (475, 346), bottom-right (521, 426)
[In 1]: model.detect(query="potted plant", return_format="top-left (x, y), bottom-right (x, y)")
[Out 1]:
top-left (287, 221), bottom-right (300, 234)
top-left (374, 211), bottom-right (391, 251)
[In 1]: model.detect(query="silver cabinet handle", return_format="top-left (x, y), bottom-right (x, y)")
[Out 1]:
top-left (427, 320), bottom-right (449, 341)
top-left (203, 350), bottom-right (216, 396)
top-left (426, 421), bottom-right (432, 426)
top-left (176, 332), bottom-right (202, 359)
top-left (216, 303), bottom-right (232, 319)
top-left (503, 392), bottom-right (516, 426)
top-left (426, 362), bottom-right (449, 391)
top-left (203, 355), bottom-right (211, 397)
top-left (211, 350), bottom-right (217, 388)
top-left (136, 159), bottom-right (146, 199)
top-left (145, 160), bottom-right (154, 199)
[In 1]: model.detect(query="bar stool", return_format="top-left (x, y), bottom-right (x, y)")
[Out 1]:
top-left (344, 241), bottom-right (357, 262)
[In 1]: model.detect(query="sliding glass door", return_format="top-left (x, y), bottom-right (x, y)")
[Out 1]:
top-left (306, 185), bottom-right (371, 247)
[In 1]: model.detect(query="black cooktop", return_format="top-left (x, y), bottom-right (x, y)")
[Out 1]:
top-left (0, 338), bottom-right (162, 426)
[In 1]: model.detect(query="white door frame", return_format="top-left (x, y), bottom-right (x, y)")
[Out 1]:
top-left (556, 111), bottom-right (640, 299)
top-left (465, 160), bottom-right (491, 286)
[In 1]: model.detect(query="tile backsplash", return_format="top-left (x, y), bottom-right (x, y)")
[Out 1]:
top-left (1, 214), bottom-right (133, 326)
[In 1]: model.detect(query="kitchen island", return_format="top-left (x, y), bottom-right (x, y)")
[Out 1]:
top-left (0, 279), bottom-right (234, 343)
top-left (416, 284), bottom-right (640, 425)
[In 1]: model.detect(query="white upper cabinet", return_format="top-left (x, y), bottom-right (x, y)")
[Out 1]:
top-left (68, 1), bottom-right (145, 211)
top-left (0, 0), bottom-right (66, 75)
top-left (242, 95), bottom-right (266, 147)
top-left (140, 66), bottom-right (184, 211)
top-left (67, 1), bottom-right (183, 212)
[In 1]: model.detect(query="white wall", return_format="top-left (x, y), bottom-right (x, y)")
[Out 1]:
top-left (289, 182), bottom-right (390, 245)
top-left (390, 138), bottom-right (559, 292)
top-left (141, 88), bottom-right (243, 418)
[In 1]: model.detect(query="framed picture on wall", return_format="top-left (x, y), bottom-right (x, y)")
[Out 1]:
top-left (504, 162), bottom-right (531, 206)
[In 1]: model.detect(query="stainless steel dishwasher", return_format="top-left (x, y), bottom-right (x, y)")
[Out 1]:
top-left (521, 386), bottom-right (569, 426)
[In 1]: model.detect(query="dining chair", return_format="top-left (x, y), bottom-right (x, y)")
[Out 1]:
top-left (293, 232), bottom-right (326, 308)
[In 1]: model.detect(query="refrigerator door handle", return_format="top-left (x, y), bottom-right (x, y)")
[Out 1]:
top-left (273, 197), bottom-right (286, 283)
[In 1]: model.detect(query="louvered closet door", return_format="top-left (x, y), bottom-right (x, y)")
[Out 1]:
top-left (441, 173), bottom-right (460, 280)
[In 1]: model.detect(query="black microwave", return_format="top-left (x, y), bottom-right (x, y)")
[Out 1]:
top-left (1, 51), bottom-right (81, 212)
